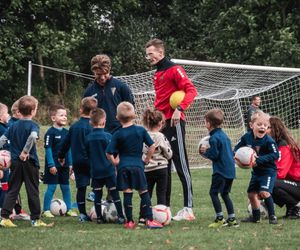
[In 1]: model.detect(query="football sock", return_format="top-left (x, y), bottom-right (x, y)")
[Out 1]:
top-left (221, 192), bottom-right (234, 215)
top-left (61, 184), bottom-right (72, 211)
top-left (252, 208), bottom-right (261, 221)
top-left (43, 184), bottom-right (57, 211)
top-left (94, 188), bottom-right (103, 219)
top-left (110, 189), bottom-right (124, 218)
top-left (124, 192), bottom-right (133, 222)
top-left (264, 196), bottom-right (275, 216)
top-left (77, 187), bottom-right (87, 215)
top-left (228, 213), bottom-right (236, 219)
top-left (140, 192), bottom-right (153, 220)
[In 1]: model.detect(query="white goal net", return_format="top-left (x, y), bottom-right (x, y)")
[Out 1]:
top-left (118, 59), bottom-right (300, 168)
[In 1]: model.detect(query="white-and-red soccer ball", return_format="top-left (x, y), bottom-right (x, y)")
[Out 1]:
top-left (152, 204), bottom-right (172, 225)
top-left (235, 146), bottom-right (257, 169)
top-left (0, 150), bottom-right (11, 170)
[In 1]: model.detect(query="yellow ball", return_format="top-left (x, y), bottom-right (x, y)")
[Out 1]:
top-left (169, 90), bottom-right (185, 109)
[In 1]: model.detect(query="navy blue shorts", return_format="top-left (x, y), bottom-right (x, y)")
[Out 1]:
top-left (247, 171), bottom-right (276, 193)
top-left (74, 172), bottom-right (90, 188)
top-left (117, 167), bottom-right (148, 191)
top-left (210, 173), bottom-right (233, 194)
top-left (91, 175), bottom-right (116, 189)
top-left (43, 167), bottom-right (69, 185)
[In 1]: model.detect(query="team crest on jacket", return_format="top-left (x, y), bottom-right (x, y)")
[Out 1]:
top-left (111, 87), bottom-right (116, 95)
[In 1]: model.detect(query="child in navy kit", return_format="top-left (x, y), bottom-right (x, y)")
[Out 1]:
top-left (106, 102), bottom-right (163, 229)
top-left (139, 108), bottom-right (172, 224)
top-left (235, 110), bottom-right (279, 224)
top-left (0, 96), bottom-right (48, 227)
top-left (42, 104), bottom-right (77, 218)
top-left (59, 97), bottom-right (97, 222)
top-left (85, 108), bottom-right (125, 224)
top-left (199, 109), bottom-right (238, 228)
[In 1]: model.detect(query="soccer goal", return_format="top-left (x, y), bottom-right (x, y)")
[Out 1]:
top-left (118, 60), bottom-right (300, 168)
top-left (28, 60), bottom-right (300, 168)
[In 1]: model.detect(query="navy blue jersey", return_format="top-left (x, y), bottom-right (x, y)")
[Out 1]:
top-left (234, 131), bottom-right (279, 175)
top-left (106, 125), bottom-right (154, 170)
top-left (44, 127), bottom-right (72, 168)
top-left (84, 77), bottom-right (134, 133)
top-left (203, 128), bottom-right (235, 179)
top-left (59, 117), bottom-right (92, 174)
top-left (5, 119), bottom-right (39, 167)
top-left (7, 117), bottom-right (19, 128)
top-left (85, 128), bottom-right (115, 179)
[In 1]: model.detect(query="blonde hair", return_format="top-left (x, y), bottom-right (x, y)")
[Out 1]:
top-left (11, 100), bottom-right (19, 115)
top-left (116, 102), bottom-right (135, 123)
top-left (251, 110), bottom-right (270, 123)
top-left (0, 103), bottom-right (8, 117)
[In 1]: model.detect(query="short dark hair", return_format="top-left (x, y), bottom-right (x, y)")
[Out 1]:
top-left (251, 95), bottom-right (260, 101)
top-left (205, 108), bottom-right (224, 128)
top-left (18, 95), bottom-right (38, 116)
top-left (90, 108), bottom-right (106, 126)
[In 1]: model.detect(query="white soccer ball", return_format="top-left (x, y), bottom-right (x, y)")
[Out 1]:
top-left (198, 136), bottom-right (210, 150)
top-left (0, 150), bottom-right (11, 170)
top-left (247, 201), bottom-right (269, 219)
top-left (102, 202), bottom-right (118, 223)
top-left (50, 199), bottom-right (67, 216)
top-left (152, 205), bottom-right (172, 226)
top-left (89, 204), bottom-right (105, 221)
top-left (235, 146), bottom-right (257, 169)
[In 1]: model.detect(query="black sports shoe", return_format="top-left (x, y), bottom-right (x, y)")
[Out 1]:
top-left (287, 206), bottom-right (300, 219)
top-left (241, 216), bottom-right (260, 223)
top-left (97, 218), bottom-right (106, 224)
top-left (269, 215), bottom-right (278, 224)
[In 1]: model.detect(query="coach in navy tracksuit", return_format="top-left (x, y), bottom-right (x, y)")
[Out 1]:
top-left (84, 54), bottom-right (134, 134)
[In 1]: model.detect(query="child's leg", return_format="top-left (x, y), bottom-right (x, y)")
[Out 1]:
top-left (139, 190), bottom-right (153, 221)
top-left (0, 170), bottom-right (9, 208)
top-left (60, 184), bottom-right (72, 211)
top-left (209, 174), bottom-right (224, 219)
top-left (155, 168), bottom-right (168, 206)
top-left (93, 187), bottom-right (103, 220)
top-left (43, 184), bottom-right (57, 211)
top-left (249, 192), bottom-right (261, 220)
top-left (123, 190), bottom-right (133, 222)
top-left (77, 186), bottom-right (87, 215)
top-left (221, 179), bottom-right (235, 219)
top-left (260, 191), bottom-right (275, 216)
top-left (109, 187), bottom-right (124, 218)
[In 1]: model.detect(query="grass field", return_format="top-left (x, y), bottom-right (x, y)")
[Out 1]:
top-left (1, 168), bottom-right (300, 250)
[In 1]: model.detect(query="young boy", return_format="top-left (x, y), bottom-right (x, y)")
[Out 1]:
top-left (106, 101), bottom-right (163, 229)
top-left (42, 104), bottom-right (77, 218)
top-left (234, 110), bottom-right (279, 224)
top-left (0, 96), bottom-right (48, 227)
top-left (58, 97), bottom-right (97, 222)
top-left (199, 109), bottom-right (238, 228)
top-left (85, 108), bottom-right (125, 224)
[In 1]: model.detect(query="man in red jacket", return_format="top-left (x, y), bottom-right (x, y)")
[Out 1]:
top-left (145, 39), bottom-right (198, 221)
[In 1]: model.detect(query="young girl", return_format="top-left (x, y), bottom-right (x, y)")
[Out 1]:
top-left (268, 116), bottom-right (300, 218)
top-left (139, 108), bottom-right (172, 224)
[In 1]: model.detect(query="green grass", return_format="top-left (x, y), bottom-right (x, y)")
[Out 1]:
top-left (1, 168), bottom-right (299, 250)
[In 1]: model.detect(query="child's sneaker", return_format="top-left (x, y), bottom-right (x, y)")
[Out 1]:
top-left (226, 218), bottom-right (239, 227)
top-left (138, 218), bottom-right (146, 226)
top-left (12, 210), bottom-right (31, 221)
top-left (269, 215), bottom-right (278, 224)
top-left (124, 221), bottom-right (135, 229)
top-left (116, 217), bottom-right (126, 224)
top-left (0, 218), bottom-right (17, 228)
top-left (146, 220), bottom-right (163, 229)
top-left (78, 213), bottom-right (91, 223)
top-left (31, 219), bottom-right (48, 227)
top-left (66, 210), bottom-right (78, 217)
top-left (172, 207), bottom-right (195, 221)
top-left (86, 191), bottom-right (95, 202)
top-left (208, 218), bottom-right (228, 228)
top-left (42, 210), bottom-right (55, 218)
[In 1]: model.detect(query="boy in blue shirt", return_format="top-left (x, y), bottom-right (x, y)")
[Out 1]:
top-left (0, 96), bottom-right (48, 227)
top-left (234, 110), bottom-right (279, 224)
top-left (85, 108), bottom-right (125, 224)
top-left (106, 102), bottom-right (163, 229)
top-left (58, 97), bottom-right (97, 222)
top-left (42, 104), bottom-right (77, 218)
top-left (199, 109), bottom-right (238, 228)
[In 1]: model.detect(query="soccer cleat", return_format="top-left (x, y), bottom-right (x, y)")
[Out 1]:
top-left (78, 213), bottom-right (91, 223)
top-left (42, 210), bottom-right (55, 218)
top-left (208, 218), bottom-right (228, 228)
top-left (269, 215), bottom-right (278, 224)
top-left (31, 219), bottom-right (48, 227)
top-left (146, 219), bottom-right (163, 229)
top-left (66, 210), bottom-right (78, 217)
top-left (0, 218), bottom-right (17, 228)
top-left (86, 191), bottom-right (95, 202)
top-left (226, 218), bottom-right (240, 227)
top-left (172, 207), bottom-right (195, 221)
top-left (241, 216), bottom-right (260, 223)
top-left (12, 211), bottom-right (31, 221)
top-left (287, 206), bottom-right (300, 219)
top-left (138, 218), bottom-right (146, 226)
top-left (124, 221), bottom-right (136, 229)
